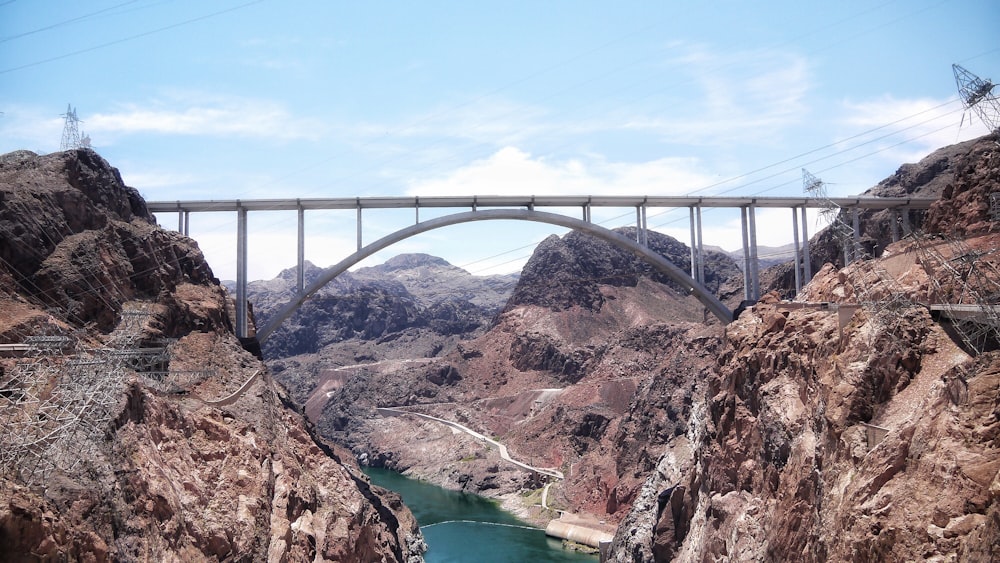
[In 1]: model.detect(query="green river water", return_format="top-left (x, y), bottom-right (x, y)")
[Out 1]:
top-left (364, 467), bottom-right (600, 563)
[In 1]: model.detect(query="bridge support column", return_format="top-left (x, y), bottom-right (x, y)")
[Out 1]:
top-left (236, 205), bottom-right (248, 338)
top-left (582, 203), bottom-right (591, 223)
top-left (635, 205), bottom-right (649, 246)
top-left (902, 207), bottom-right (911, 236)
top-left (890, 209), bottom-right (900, 243)
top-left (792, 207), bottom-right (802, 293)
top-left (415, 197), bottom-right (420, 224)
top-left (800, 206), bottom-right (812, 282)
top-left (689, 207), bottom-right (698, 282)
top-left (177, 210), bottom-right (189, 236)
top-left (635, 206), bottom-right (648, 245)
top-left (695, 205), bottom-right (704, 285)
top-left (297, 203), bottom-right (305, 294)
top-left (748, 204), bottom-right (760, 300)
top-left (640, 205), bottom-right (648, 246)
top-left (741, 207), bottom-right (751, 301)
top-left (851, 207), bottom-right (861, 262)
top-left (356, 204), bottom-right (362, 251)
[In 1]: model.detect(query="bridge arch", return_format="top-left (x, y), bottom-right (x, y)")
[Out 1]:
top-left (256, 209), bottom-right (733, 342)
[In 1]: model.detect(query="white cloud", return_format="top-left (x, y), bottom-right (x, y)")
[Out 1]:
top-left (406, 146), bottom-right (716, 196)
top-left (121, 170), bottom-right (199, 190)
top-left (348, 43), bottom-right (814, 162)
top-left (613, 44), bottom-right (813, 145)
top-left (0, 105), bottom-right (63, 153)
top-left (359, 97), bottom-right (551, 149)
top-left (86, 94), bottom-right (320, 141)
top-left (839, 95), bottom-right (988, 164)
top-left (238, 57), bottom-right (306, 71)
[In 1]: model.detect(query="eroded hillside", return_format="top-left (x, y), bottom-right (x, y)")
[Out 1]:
top-left (286, 227), bottom-right (744, 533)
top-left (248, 254), bottom-right (518, 407)
top-left (0, 149), bottom-right (424, 562)
top-left (611, 135), bottom-right (1000, 561)
top-left (256, 135), bottom-right (1000, 561)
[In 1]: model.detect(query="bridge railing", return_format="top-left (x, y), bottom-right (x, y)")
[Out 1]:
top-left (146, 195), bottom-right (938, 338)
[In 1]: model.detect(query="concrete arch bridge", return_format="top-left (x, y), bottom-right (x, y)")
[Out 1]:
top-left (145, 195), bottom-right (936, 340)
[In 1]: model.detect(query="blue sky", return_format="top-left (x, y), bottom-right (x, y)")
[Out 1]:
top-left (2, 0), bottom-right (998, 281)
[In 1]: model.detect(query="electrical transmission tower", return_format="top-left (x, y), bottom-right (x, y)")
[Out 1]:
top-left (953, 64), bottom-right (1000, 134)
top-left (803, 169), bottom-right (856, 265)
top-left (803, 168), bottom-right (916, 336)
top-left (0, 305), bottom-right (155, 484)
top-left (913, 234), bottom-right (1000, 354)
top-left (59, 104), bottom-right (90, 151)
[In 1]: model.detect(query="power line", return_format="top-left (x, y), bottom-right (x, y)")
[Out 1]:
top-left (165, 103), bottom-right (970, 281)
top-left (0, 0), bottom-right (141, 43)
top-left (0, 0), bottom-right (268, 74)
top-left (202, 0), bottom-right (936, 204)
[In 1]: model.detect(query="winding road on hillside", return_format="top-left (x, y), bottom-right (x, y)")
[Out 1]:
top-left (376, 406), bottom-right (565, 480)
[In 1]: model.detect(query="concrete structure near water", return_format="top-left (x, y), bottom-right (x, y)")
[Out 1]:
top-left (544, 518), bottom-right (615, 549)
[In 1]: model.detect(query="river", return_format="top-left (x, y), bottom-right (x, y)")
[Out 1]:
top-left (364, 467), bottom-right (600, 563)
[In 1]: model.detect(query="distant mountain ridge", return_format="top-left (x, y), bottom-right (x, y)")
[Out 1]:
top-left (240, 254), bottom-right (518, 404)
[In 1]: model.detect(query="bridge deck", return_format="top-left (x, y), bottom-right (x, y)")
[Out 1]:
top-left (146, 194), bottom-right (939, 339)
top-left (146, 194), bottom-right (937, 213)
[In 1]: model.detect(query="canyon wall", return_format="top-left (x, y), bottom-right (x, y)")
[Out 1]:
top-left (612, 135), bottom-right (1000, 561)
top-left (0, 149), bottom-right (423, 562)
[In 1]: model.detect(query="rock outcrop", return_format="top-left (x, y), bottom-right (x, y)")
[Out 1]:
top-left (0, 149), bottom-right (423, 562)
top-left (761, 133), bottom-right (999, 297)
top-left (611, 134), bottom-right (1000, 561)
top-left (244, 253), bottom-right (517, 406)
top-left (506, 226), bottom-right (743, 313)
top-left (301, 228), bottom-right (741, 530)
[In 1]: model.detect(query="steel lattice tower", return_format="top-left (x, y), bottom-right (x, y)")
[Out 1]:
top-left (953, 64), bottom-right (1000, 134)
top-left (59, 104), bottom-right (82, 150)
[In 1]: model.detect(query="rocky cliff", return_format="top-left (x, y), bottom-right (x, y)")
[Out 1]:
top-left (762, 135), bottom-right (997, 297)
top-left (611, 134), bottom-right (1000, 561)
top-left (506, 226), bottom-right (742, 313)
top-left (0, 149), bottom-right (423, 562)
top-left (299, 228), bottom-right (742, 531)
top-left (244, 253), bottom-right (517, 406)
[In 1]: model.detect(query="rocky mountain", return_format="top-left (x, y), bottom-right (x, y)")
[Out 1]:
top-left (0, 149), bottom-right (423, 561)
top-left (290, 227), bottom-right (745, 535)
top-left (505, 226), bottom-right (743, 313)
top-left (611, 134), bottom-right (1000, 561)
top-left (762, 136), bottom-right (996, 297)
top-left (254, 134), bottom-right (999, 562)
top-left (243, 253), bottom-right (518, 405)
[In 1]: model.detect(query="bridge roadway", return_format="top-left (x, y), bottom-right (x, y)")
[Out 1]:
top-left (146, 194), bottom-right (937, 339)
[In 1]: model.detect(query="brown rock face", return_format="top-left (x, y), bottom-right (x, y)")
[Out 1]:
top-left (0, 149), bottom-right (422, 562)
top-left (611, 236), bottom-right (999, 559)
top-left (506, 227), bottom-right (743, 313)
top-left (923, 134), bottom-right (1000, 236)
top-left (761, 133), bottom-right (1000, 297)
top-left (0, 149), bottom-right (216, 333)
top-left (312, 267), bottom-right (726, 529)
top-left (612, 292), bottom-right (998, 560)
